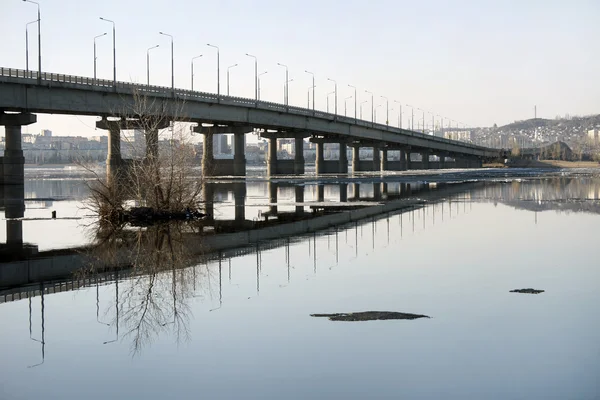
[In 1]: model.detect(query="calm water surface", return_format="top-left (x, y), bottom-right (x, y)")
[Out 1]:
top-left (0, 167), bottom-right (599, 399)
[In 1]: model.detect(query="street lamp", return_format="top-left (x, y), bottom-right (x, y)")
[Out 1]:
top-left (159, 32), bottom-right (174, 91)
top-left (245, 53), bottom-right (258, 101)
top-left (277, 63), bottom-right (289, 106)
top-left (348, 84), bottom-right (357, 120)
top-left (344, 95), bottom-right (353, 117)
top-left (284, 78), bottom-right (294, 104)
top-left (417, 108), bottom-right (426, 134)
top-left (406, 104), bottom-right (415, 131)
top-left (394, 100), bottom-right (402, 128)
top-left (99, 17), bottom-right (116, 86)
top-left (360, 100), bottom-right (368, 120)
top-left (207, 44), bottom-right (220, 97)
top-left (305, 70), bottom-right (315, 112)
top-left (327, 78), bottom-right (337, 116)
top-left (146, 44), bottom-right (159, 86)
top-left (190, 54), bottom-right (202, 91)
top-left (381, 96), bottom-right (389, 125)
top-left (227, 63), bottom-right (238, 96)
top-left (326, 91), bottom-right (335, 113)
top-left (365, 90), bottom-right (374, 123)
top-left (23, 0), bottom-right (41, 80)
top-left (93, 33), bottom-right (107, 81)
top-left (25, 19), bottom-right (38, 74)
top-left (375, 104), bottom-right (383, 123)
top-left (307, 85), bottom-right (316, 108)
top-left (258, 70), bottom-right (267, 100)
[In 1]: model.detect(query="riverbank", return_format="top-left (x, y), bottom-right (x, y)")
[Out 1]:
top-left (505, 160), bottom-right (600, 169)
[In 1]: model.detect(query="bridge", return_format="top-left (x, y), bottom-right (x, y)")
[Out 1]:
top-left (0, 67), bottom-right (500, 185)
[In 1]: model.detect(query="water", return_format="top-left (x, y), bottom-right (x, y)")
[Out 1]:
top-left (1, 167), bottom-right (599, 399)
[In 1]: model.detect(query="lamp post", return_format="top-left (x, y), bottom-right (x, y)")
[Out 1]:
top-left (99, 17), bottom-right (116, 86)
top-left (344, 95), bottom-right (353, 117)
top-left (327, 78), bottom-right (337, 116)
top-left (23, 0), bottom-right (41, 80)
top-left (307, 85), bottom-right (316, 109)
top-left (365, 90), bottom-right (374, 123)
top-left (305, 70), bottom-right (315, 112)
top-left (146, 44), bottom-right (159, 86)
top-left (277, 63), bottom-right (289, 106)
top-left (375, 104), bottom-right (383, 123)
top-left (417, 108), bottom-right (425, 134)
top-left (258, 70), bottom-right (267, 100)
top-left (326, 91), bottom-right (335, 113)
top-left (284, 78), bottom-right (294, 104)
top-left (406, 104), bottom-right (414, 131)
top-left (245, 53), bottom-right (257, 101)
top-left (227, 63), bottom-right (238, 96)
top-left (394, 100), bottom-right (402, 128)
top-left (207, 44), bottom-right (220, 97)
top-left (360, 100), bottom-right (368, 120)
top-left (159, 32), bottom-right (174, 91)
top-left (25, 20), bottom-right (38, 74)
top-left (348, 84), bottom-right (357, 120)
top-left (190, 54), bottom-right (202, 91)
top-left (381, 96), bottom-right (389, 125)
top-left (93, 33), bottom-right (107, 81)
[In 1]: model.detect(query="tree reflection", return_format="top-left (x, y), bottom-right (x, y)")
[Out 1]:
top-left (84, 220), bottom-right (215, 356)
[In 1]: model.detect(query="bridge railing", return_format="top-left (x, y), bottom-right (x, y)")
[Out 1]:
top-left (0, 67), bottom-right (493, 153)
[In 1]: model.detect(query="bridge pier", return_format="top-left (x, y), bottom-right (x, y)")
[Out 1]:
top-left (381, 148), bottom-right (408, 171)
top-left (351, 144), bottom-right (381, 173)
top-left (421, 150), bottom-right (431, 169)
top-left (438, 153), bottom-right (446, 169)
top-left (96, 117), bottom-right (124, 178)
top-left (311, 137), bottom-right (348, 174)
top-left (195, 125), bottom-right (250, 176)
top-left (264, 132), bottom-right (308, 176)
top-left (405, 149), bottom-right (412, 170)
top-left (0, 112), bottom-right (36, 186)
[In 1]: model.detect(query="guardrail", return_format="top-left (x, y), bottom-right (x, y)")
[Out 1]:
top-left (1, 67), bottom-right (493, 153)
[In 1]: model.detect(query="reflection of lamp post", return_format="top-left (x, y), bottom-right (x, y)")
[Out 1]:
top-left (190, 54), bottom-right (202, 91)
top-left (27, 284), bottom-right (45, 368)
top-left (146, 44), bottom-right (159, 86)
top-left (227, 63), bottom-right (238, 96)
top-left (258, 71), bottom-right (267, 100)
top-left (344, 95), bottom-right (353, 117)
top-left (102, 276), bottom-right (119, 345)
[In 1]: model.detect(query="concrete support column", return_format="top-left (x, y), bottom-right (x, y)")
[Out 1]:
top-left (315, 142), bottom-right (325, 174)
top-left (421, 151), bottom-right (430, 169)
top-left (339, 142), bottom-right (348, 174)
top-left (267, 137), bottom-right (277, 176)
top-left (294, 136), bottom-right (305, 175)
top-left (233, 132), bottom-right (246, 176)
top-left (380, 148), bottom-right (388, 171)
top-left (399, 149), bottom-right (407, 171)
top-left (352, 146), bottom-right (360, 173)
top-left (438, 154), bottom-right (446, 169)
top-left (145, 128), bottom-right (159, 160)
top-left (373, 147), bottom-right (381, 171)
top-left (202, 133), bottom-right (214, 176)
top-left (0, 113), bottom-right (36, 185)
top-left (405, 150), bottom-right (412, 170)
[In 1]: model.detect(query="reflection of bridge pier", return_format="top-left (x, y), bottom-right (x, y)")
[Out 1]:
top-left (295, 186), bottom-right (304, 215)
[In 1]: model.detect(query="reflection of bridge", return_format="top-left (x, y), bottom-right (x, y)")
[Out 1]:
top-left (0, 68), bottom-right (499, 186)
top-left (0, 179), bottom-right (484, 302)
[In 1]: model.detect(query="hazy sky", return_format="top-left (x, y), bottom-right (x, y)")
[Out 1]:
top-left (1, 0), bottom-right (599, 137)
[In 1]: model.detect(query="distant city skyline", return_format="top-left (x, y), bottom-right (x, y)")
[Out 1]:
top-left (1, 0), bottom-right (598, 138)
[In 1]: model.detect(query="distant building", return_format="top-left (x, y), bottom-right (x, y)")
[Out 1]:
top-left (444, 130), bottom-right (473, 142)
top-left (587, 129), bottom-right (599, 142)
top-left (41, 129), bottom-right (52, 137)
